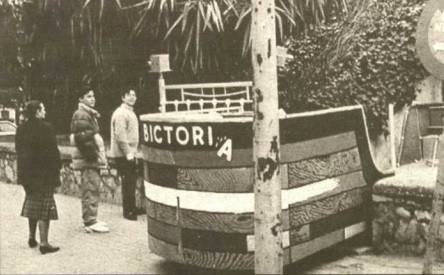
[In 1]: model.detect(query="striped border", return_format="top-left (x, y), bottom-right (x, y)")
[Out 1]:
top-left (289, 186), bottom-right (369, 228)
top-left (142, 131), bottom-right (357, 168)
top-left (145, 171), bottom-right (366, 233)
top-left (148, 235), bottom-right (255, 270)
top-left (287, 147), bottom-right (361, 188)
top-left (144, 178), bottom-right (339, 213)
top-left (145, 146), bottom-right (359, 193)
top-left (147, 206), bottom-right (366, 253)
top-left (147, 221), bottom-right (366, 269)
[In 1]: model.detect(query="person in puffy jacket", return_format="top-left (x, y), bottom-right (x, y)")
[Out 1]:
top-left (70, 88), bottom-right (109, 233)
top-left (16, 100), bottom-right (61, 254)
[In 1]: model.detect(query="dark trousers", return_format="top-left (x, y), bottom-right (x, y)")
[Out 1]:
top-left (115, 158), bottom-right (137, 215)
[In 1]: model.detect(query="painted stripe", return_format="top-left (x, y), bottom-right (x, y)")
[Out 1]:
top-left (246, 231), bottom-right (290, 252)
top-left (141, 131), bottom-right (357, 167)
top-left (289, 224), bottom-right (310, 246)
top-left (146, 198), bottom-right (289, 233)
top-left (144, 177), bottom-right (338, 213)
top-left (147, 198), bottom-right (257, 233)
top-left (182, 248), bottom-right (254, 270)
top-left (148, 223), bottom-right (365, 269)
top-left (141, 146), bottom-right (252, 168)
top-left (280, 131), bottom-right (357, 164)
top-left (287, 147), bottom-right (361, 188)
top-left (284, 247), bottom-right (290, 266)
top-left (148, 164), bottom-right (288, 192)
top-left (148, 234), bottom-right (254, 270)
top-left (145, 171), bottom-right (364, 233)
top-left (289, 186), bottom-right (369, 228)
top-left (309, 206), bottom-right (367, 240)
top-left (344, 221), bottom-right (367, 239)
top-left (148, 221), bottom-right (366, 268)
top-left (182, 228), bottom-right (248, 253)
top-left (372, 194), bottom-right (394, 202)
top-left (177, 166), bottom-right (253, 192)
top-left (147, 163), bottom-right (178, 189)
top-left (288, 207), bottom-right (367, 246)
top-left (147, 217), bottom-right (180, 245)
top-left (246, 216), bottom-right (366, 252)
top-left (288, 170), bottom-right (367, 208)
top-left (290, 229), bottom-right (344, 263)
top-left (149, 233), bottom-right (289, 270)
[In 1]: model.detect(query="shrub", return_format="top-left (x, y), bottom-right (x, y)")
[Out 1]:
top-left (280, 0), bottom-right (427, 138)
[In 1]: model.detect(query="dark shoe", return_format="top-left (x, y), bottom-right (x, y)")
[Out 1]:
top-left (28, 238), bottom-right (38, 248)
top-left (124, 213), bottom-right (137, 221)
top-left (39, 245), bottom-right (60, 254)
top-left (134, 208), bottom-right (146, 215)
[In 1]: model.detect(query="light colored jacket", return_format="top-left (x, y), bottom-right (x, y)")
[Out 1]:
top-left (110, 104), bottom-right (139, 158)
top-left (70, 103), bottom-right (107, 170)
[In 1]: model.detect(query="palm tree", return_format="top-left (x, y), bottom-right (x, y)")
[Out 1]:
top-left (3, 0), bottom-right (352, 79)
top-left (125, 0), bottom-right (351, 73)
top-left (1, 0), bottom-right (352, 132)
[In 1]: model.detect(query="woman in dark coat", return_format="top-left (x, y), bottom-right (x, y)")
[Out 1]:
top-left (16, 100), bottom-right (61, 254)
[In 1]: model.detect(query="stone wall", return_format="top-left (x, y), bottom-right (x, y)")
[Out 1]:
top-left (372, 163), bottom-right (444, 260)
top-left (0, 143), bottom-right (146, 212)
top-left (372, 195), bottom-right (444, 259)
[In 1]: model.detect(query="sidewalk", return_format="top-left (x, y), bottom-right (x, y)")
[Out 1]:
top-left (0, 182), bottom-right (172, 274)
top-left (1, 182), bottom-right (444, 274)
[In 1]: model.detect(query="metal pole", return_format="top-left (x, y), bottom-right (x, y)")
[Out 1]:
top-left (389, 104), bottom-right (396, 170)
top-left (251, 0), bottom-right (283, 272)
top-left (423, 117), bottom-right (444, 274)
top-left (158, 72), bottom-right (166, 113)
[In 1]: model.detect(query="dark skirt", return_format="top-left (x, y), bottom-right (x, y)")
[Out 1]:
top-left (21, 191), bottom-right (58, 220)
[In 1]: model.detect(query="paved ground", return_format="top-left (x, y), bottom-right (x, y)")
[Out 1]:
top-left (0, 182), bottom-right (172, 274)
top-left (1, 182), bottom-right (444, 274)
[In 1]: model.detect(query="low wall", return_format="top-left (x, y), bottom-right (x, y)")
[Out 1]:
top-left (372, 162), bottom-right (444, 260)
top-left (0, 143), bottom-right (146, 212)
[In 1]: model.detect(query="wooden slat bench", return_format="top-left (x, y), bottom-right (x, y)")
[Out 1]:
top-left (139, 104), bottom-right (392, 270)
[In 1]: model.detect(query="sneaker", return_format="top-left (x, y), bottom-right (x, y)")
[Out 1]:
top-left (96, 220), bottom-right (108, 226)
top-left (84, 222), bottom-right (110, 233)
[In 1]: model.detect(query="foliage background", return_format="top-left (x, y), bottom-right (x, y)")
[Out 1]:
top-left (0, 0), bottom-right (432, 139)
top-left (0, 0), bottom-right (348, 134)
top-left (280, 0), bottom-right (428, 138)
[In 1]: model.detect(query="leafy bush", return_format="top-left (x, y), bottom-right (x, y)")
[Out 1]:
top-left (280, 0), bottom-right (427, 138)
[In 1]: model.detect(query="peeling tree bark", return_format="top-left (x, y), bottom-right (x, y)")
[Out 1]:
top-left (251, 0), bottom-right (283, 273)
top-left (423, 130), bottom-right (444, 274)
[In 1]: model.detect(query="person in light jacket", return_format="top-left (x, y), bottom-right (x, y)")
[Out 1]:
top-left (70, 88), bottom-right (109, 233)
top-left (16, 100), bottom-right (61, 254)
top-left (110, 88), bottom-right (139, 220)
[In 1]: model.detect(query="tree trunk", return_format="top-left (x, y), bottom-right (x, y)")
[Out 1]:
top-left (251, 0), bottom-right (283, 273)
top-left (423, 132), bottom-right (444, 274)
